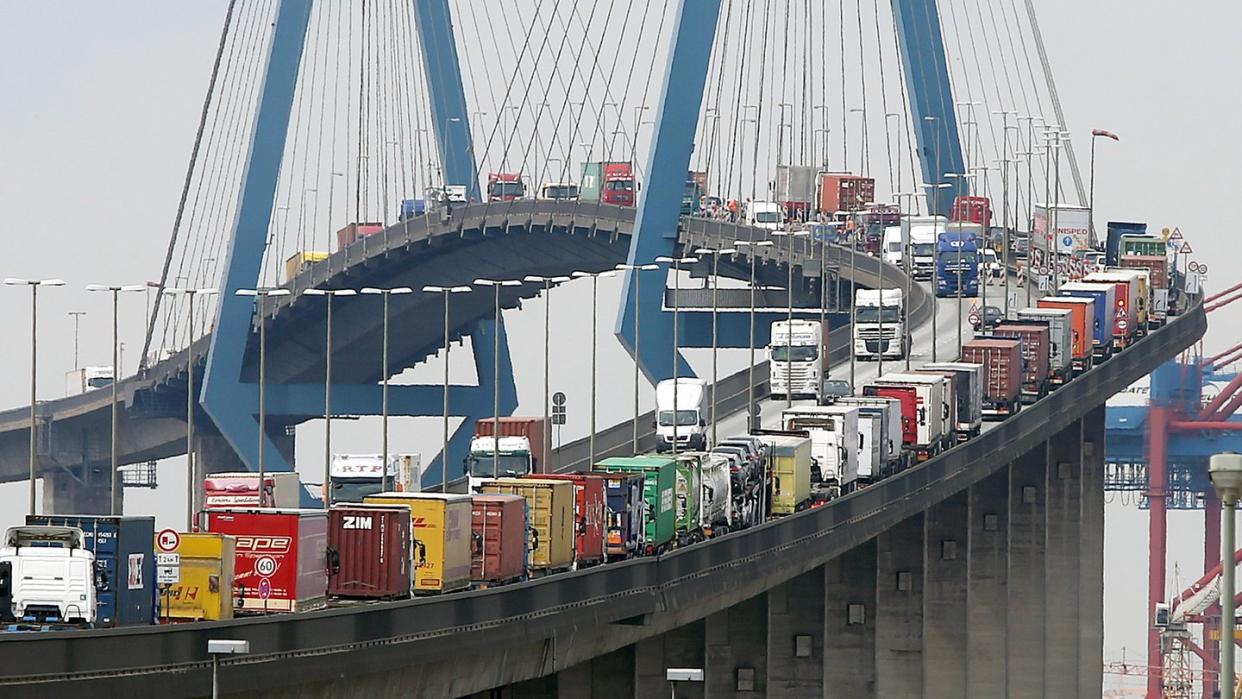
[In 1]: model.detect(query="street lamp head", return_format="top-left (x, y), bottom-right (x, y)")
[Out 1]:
top-left (267, 289), bottom-right (291, 297)
top-left (718, 248), bottom-right (738, 255)
top-left (449, 286), bottom-right (472, 293)
top-left (1210, 452), bottom-right (1242, 503)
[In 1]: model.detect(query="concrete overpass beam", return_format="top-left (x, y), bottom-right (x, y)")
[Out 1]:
top-left (1079, 406), bottom-right (1105, 698)
top-left (824, 539), bottom-right (878, 698)
top-left (966, 467), bottom-right (1010, 698)
top-left (923, 491), bottom-right (968, 697)
top-left (633, 620), bottom-right (705, 699)
top-left (1007, 447), bottom-right (1047, 699)
top-left (875, 513), bottom-right (925, 698)
top-left (556, 646), bottom-right (635, 699)
top-left (1044, 419), bottom-right (1082, 696)
top-left (766, 568), bottom-right (824, 697)
top-left (705, 593), bottom-right (767, 697)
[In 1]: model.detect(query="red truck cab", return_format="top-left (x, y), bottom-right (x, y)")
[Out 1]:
top-left (487, 172), bottom-right (526, 202)
top-left (951, 196), bottom-right (993, 227)
top-left (601, 163), bottom-right (636, 206)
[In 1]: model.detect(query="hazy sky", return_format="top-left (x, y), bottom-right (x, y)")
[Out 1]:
top-left (1, 0), bottom-right (1240, 686)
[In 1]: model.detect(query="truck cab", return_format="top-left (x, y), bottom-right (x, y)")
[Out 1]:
top-left (486, 172), bottom-right (526, 202)
top-left (467, 436), bottom-right (537, 491)
top-left (853, 289), bottom-right (906, 360)
top-left (935, 230), bottom-right (980, 298)
top-left (881, 226), bottom-right (903, 267)
top-left (655, 378), bottom-right (708, 452)
top-left (906, 223), bottom-right (941, 280)
top-left (768, 319), bottom-right (826, 400)
top-left (328, 454), bottom-right (420, 505)
top-left (537, 181), bottom-right (580, 201)
top-left (1, 526), bottom-right (95, 626)
top-left (748, 201), bottom-right (783, 230)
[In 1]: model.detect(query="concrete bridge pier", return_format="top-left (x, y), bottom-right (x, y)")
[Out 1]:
top-left (43, 462), bottom-right (115, 515)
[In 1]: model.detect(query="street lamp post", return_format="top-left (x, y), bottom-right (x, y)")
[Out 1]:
top-left (694, 247), bottom-right (737, 444)
top-left (423, 285), bottom-right (472, 489)
top-left (615, 264), bottom-right (660, 452)
top-left (86, 284), bottom-right (145, 515)
top-left (970, 165), bottom-right (993, 318)
top-left (163, 287), bottom-right (219, 528)
top-left (734, 241), bottom-right (774, 428)
top-left (1088, 128), bottom-right (1119, 245)
top-left (361, 287), bottom-right (414, 491)
top-left (921, 184), bottom-right (952, 362)
top-left (304, 288), bottom-right (358, 498)
top-left (523, 276), bottom-right (571, 468)
top-left (654, 257), bottom-right (698, 453)
top-left (235, 288), bottom-right (291, 505)
top-left (6, 278), bottom-right (65, 515)
top-left (770, 231), bottom-right (810, 403)
top-left (1209, 452), bottom-right (1242, 699)
top-left (68, 311), bottom-right (86, 370)
top-left (472, 279), bottom-right (524, 478)
top-left (571, 271), bottom-right (616, 464)
top-left (944, 172), bottom-right (976, 354)
top-left (895, 192), bottom-right (918, 370)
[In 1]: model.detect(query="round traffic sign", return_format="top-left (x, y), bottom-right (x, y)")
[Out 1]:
top-left (968, 312), bottom-right (981, 325)
top-left (1188, 261), bottom-right (1201, 273)
top-left (1199, 263), bottom-right (1209, 274)
top-left (258, 578), bottom-right (272, 600)
top-left (255, 556), bottom-right (277, 577)
top-left (156, 529), bottom-right (180, 552)
top-left (552, 391), bottom-right (566, 407)
top-left (1118, 319), bottom-right (1129, 331)
top-left (1061, 235), bottom-right (1074, 249)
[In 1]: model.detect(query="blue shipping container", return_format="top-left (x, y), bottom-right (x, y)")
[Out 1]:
top-left (26, 514), bottom-right (155, 627)
top-left (1105, 221), bottom-right (1147, 267)
top-left (1058, 284), bottom-right (1116, 359)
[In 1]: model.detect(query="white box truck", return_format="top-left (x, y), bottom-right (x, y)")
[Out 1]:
top-left (837, 396), bottom-right (906, 477)
top-left (781, 405), bottom-right (860, 490)
top-left (902, 216), bottom-right (947, 279)
top-left (656, 378), bottom-right (709, 452)
top-left (747, 201), bottom-right (783, 230)
top-left (769, 319), bottom-right (826, 400)
top-left (328, 454), bottom-right (420, 504)
top-left (922, 362), bottom-right (984, 442)
top-left (853, 289), bottom-right (907, 360)
top-left (870, 373), bottom-right (948, 461)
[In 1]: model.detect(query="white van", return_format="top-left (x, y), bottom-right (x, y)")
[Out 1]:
top-left (655, 378), bottom-right (708, 452)
top-left (747, 201), bottom-right (783, 230)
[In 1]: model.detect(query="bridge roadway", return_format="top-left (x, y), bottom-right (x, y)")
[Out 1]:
top-left (0, 298), bottom-right (1206, 695)
top-left (0, 201), bottom-right (906, 498)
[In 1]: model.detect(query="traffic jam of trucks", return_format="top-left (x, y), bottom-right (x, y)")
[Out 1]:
top-left (1, 163), bottom-right (1187, 634)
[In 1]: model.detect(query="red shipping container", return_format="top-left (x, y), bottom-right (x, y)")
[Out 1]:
top-left (862, 385), bottom-right (918, 447)
top-left (817, 173), bottom-right (875, 214)
top-left (534, 473), bottom-right (607, 567)
top-left (474, 417), bottom-right (551, 473)
top-left (991, 321), bottom-right (1051, 400)
top-left (327, 504), bottom-right (411, 600)
top-left (1037, 297), bottom-right (1095, 371)
top-left (203, 508), bottom-right (328, 613)
top-left (961, 339), bottom-right (1023, 417)
top-left (336, 222), bottom-right (385, 251)
top-left (470, 494), bottom-right (527, 585)
top-left (1121, 256), bottom-right (1168, 289)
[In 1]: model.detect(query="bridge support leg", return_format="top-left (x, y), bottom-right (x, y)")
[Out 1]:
top-left (766, 569), bottom-right (824, 697)
top-left (875, 514), bottom-right (925, 698)
top-left (1045, 421), bottom-right (1083, 696)
top-left (923, 491), bottom-right (969, 697)
top-left (824, 539), bottom-right (878, 698)
top-left (966, 468), bottom-right (1010, 697)
top-left (1007, 448), bottom-right (1048, 699)
top-left (556, 646), bottom-right (633, 699)
top-left (1079, 408), bottom-right (1105, 699)
top-left (633, 620), bottom-right (705, 698)
top-left (704, 593), bottom-right (768, 697)
top-left (43, 465), bottom-right (113, 515)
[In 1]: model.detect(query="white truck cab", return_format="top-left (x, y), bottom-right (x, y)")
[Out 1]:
top-left (1, 526), bottom-right (95, 626)
top-left (467, 435), bottom-right (537, 491)
top-left (655, 378), bottom-right (709, 452)
top-left (769, 319), bottom-right (826, 400)
top-left (537, 181), bottom-right (580, 201)
top-left (748, 201), bottom-right (783, 230)
top-left (328, 454), bottom-right (420, 504)
top-left (853, 289), bottom-right (906, 360)
top-left (781, 405), bottom-right (861, 490)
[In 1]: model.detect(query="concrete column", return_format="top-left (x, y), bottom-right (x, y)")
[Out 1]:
top-left (824, 539), bottom-right (877, 699)
top-left (1079, 407), bottom-right (1105, 699)
top-left (766, 568), bottom-right (824, 697)
top-left (1007, 448), bottom-right (1047, 699)
top-left (923, 491), bottom-right (969, 697)
top-left (966, 467), bottom-right (1010, 698)
top-left (42, 464), bottom-right (114, 515)
top-left (1045, 420), bottom-right (1082, 697)
top-left (556, 646), bottom-right (634, 699)
top-left (633, 621), bottom-right (706, 699)
top-left (705, 594), bottom-right (767, 697)
top-left (876, 513), bottom-right (925, 698)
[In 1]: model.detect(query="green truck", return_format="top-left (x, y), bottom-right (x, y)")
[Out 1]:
top-left (1118, 235), bottom-right (1167, 258)
top-left (594, 455), bottom-right (677, 554)
top-left (673, 453), bottom-right (704, 545)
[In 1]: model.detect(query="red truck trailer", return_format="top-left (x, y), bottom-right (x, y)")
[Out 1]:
top-left (817, 173), bottom-right (875, 214)
top-left (203, 508), bottom-right (328, 614)
top-left (990, 321), bottom-right (1052, 403)
top-left (326, 504), bottom-right (411, 600)
top-left (951, 196), bottom-right (993, 227)
top-left (336, 222), bottom-right (385, 251)
top-left (960, 338), bottom-right (1024, 419)
top-left (470, 494), bottom-right (527, 587)
top-left (533, 473), bottom-right (607, 568)
top-left (486, 172), bottom-right (526, 202)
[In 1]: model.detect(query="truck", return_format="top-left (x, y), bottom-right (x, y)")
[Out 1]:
top-left (580, 161), bottom-right (635, 206)
top-left (1119, 254), bottom-right (1169, 327)
top-left (486, 172), bottom-right (526, 202)
top-left (694, 452), bottom-right (735, 536)
top-left (469, 494), bottom-right (528, 587)
top-left (865, 373), bottom-right (948, 461)
top-left (1033, 204), bottom-right (1092, 257)
top-left (759, 433), bottom-right (812, 515)
top-left (853, 289), bottom-right (906, 360)
top-left (837, 396), bottom-right (906, 477)
top-left (951, 196), bottom-right (993, 227)
top-left (202, 508), bottom-right (328, 612)
top-left (363, 492), bottom-right (472, 594)
top-left (1085, 269), bottom-right (1144, 346)
top-left (327, 504), bottom-right (412, 600)
top-left (1, 526), bottom-right (95, 627)
top-left (906, 221), bottom-right (942, 280)
top-left (655, 378), bottom-right (709, 452)
top-left (881, 226), bottom-right (903, 266)
top-left (817, 173), bottom-right (875, 214)
top-left (594, 456), bottom-right (678, 555)
top-left (1036, 296), bottom-right (1095, 374)
top-left (748, 200), bottom-right (783, 230)
top-left (682, 170), bottom-right (708, 215)
top-left (769, 319), bottom-right (826, 400)
top-left (990, 321), bottom-right (1053, 402)
top-left (536, 181), bottom-right (580, 201)
top-left (203, 472), bottom-right (304, 510)
top-left (935, 230), bottom-right (981, 298)
top-left (467, 417), bottom-right (550, 490)
top-left (595, 471), bottom-right (646, 560)
top-left (1058, 282), bottom-right (1117, 360)
top-left (921, 362), bottom-right (984, 442)
top-left (960, 338), bottom-right (1024, 418)
top-left (477, 478), bottom-right (575, 575)
top-left (781, 406), bottom-right (860, 492)
top-left (775, 165), bottom-right (817, 220)
top-left (336, 222), bottom-right (384, 251)
top-left (398, 198), bottom-right (426, 221)
top-left (535, 473), bottom-right (608, 568)
top-left (284, 251), bottom-right (329, 282)
top-left (65, 366), bottom-right (114, 397)
top-left (158, 532), bottom-right (235, 622)
top-left (672, 453), bottom-right (705, 545)
top-left (327, 454), bottom-right (420, 505)
top-left (1105, 221), bottom-right (1149, 266)
top-left (1016, 307), bottom-right (1075, 386)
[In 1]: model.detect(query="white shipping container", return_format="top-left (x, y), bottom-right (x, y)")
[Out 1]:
top-left (1033, 204), bottom-right (1092, 255)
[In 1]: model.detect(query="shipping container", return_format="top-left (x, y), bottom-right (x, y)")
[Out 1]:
top-left (817, 173), bottom-right (875, 213)
top-left (156, 532), bottom-right (235, 622)
top-left (202, 472), bottom-right (303, 509)
top-left (1015, 308), bottom-right (1075, 385)
top-left (594, 456), bottom-right (677, 554)
top-left (470, 494), bottom-right (528, 585)
top-left (761, 434), bottom-right (812, 515)
top-left (327, 504), bottom-right (412, 600)
top-left (335, 222), bottom-right (385, 251)
top-left (1058, 282), bottom-right (1118, 359)
top-left (284, 251), bottom-right (328, 283)
top-left (990, 321), bottom-right (1052, 402)
top-left (672, 453), bottom-right (705, 542)
top-left (1086, 269), bottom-right (1144, 344)
top-left (1105, 222), bottom-right (1149, 266)
top-left (594, 472), bottom-right (646, 560)
top-left (477, 478), bottom-right (574, 573)
top-left (363, 492), bottom-right (472, 594)
top-left (960, 338), bottom-right (1024, 418)
top-left (837, 396), bottom-right (906, 476)
top-left (775, 165), bottom-right (818, 217)
top-left (1036, 296), bottom-right (1095, 373)
top-left (951, 196), bottom-right (993, 226)
top-left (1120, 255), bottom-right (1170, 326)
top-left (868, 373), bottom-right (949, 459)
top-left (580, 161), bottom-right (636, 206)
top-left (922, 362), bottom-right (985, 441)
top-left (201, 508), bottom-right (327, 613)
top-left (474, 417), bottom-right (551, 475)
top-left (534, 473), bottom-right (607, 567)
top-left (27, 514), bottom-right (155, 627)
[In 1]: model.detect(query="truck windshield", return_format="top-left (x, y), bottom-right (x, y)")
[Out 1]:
top-left (606, 180), bottom-right (634, 191)
top-left (754, 211), bottom-right (781, 224)
top-left (330, 479), bottom-right (383, 504)
top-left (489, 181), bottom-right (525, 197)
top-left (940, 252), bottom-right (979, 266)
top-left (770, 346), bottom-right (819, 362)
top-left (658, 410), bottom-right (700, 427)
top-left (911, 243), bottom-right (935, 256)
top-left (543, 185), bottom-right (578, 199)
top-left (856, 306), bottom-right (902, 323)
top-left (468, 454), bottom-right (531, 478)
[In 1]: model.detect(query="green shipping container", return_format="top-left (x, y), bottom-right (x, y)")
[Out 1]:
top-left (1119, 235), bottom-right (1167, 259)
top-left (673, 453), bottom-right (703, 540)
top-left (594, 456), bottom-right (677, 551)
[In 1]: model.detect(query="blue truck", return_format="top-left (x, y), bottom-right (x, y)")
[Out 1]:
top-left (1058, 282), bottom-right (1117, 361)
top-left (935, 229), bottom-right (981, 298)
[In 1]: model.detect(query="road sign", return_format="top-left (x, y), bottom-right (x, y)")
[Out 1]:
top-left (156, 529), bottom-right (180, 553)
top-left (1198, 263), bottom-right (1208, 275)
top-left (255, 556), bottom-right (278, 577)
top-left (1181, 242), bottom-right (1193, 254)
top-left (156, 553), bottom-right (180, 566)
top-left (968, 309), bottom-right (981, 326)
top-left (1038, 276), bottom-right (1049, 292)
top-left (1169, 228), bottom-right (1184, 241)
top-left (1061, 235), bottom-right (1074, 251)
top-left (1118, 319), bottom-right (1129, 332)
top-left (552, 391), bottom-right (566, 406)
top-left (259, 577), bottom-right (272, 600)
top-left (157, 565), bottom-right (180, 585)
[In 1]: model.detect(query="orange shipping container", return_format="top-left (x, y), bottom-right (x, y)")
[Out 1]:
top-left (818, 173), bottom-right (875, 214)
top-left (1037, 296), bottom-right (1095, 373)
top-left (336, 222), bottom-right (385, 251)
